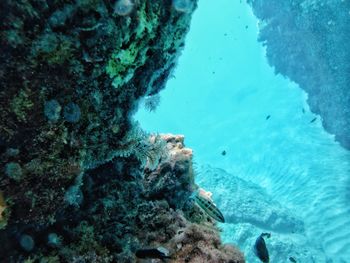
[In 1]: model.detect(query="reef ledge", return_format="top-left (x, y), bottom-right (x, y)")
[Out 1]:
top-left (0, 0), bottom-right (244, 262)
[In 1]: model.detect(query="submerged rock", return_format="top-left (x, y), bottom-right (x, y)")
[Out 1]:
top-left (0, 0), bottom-right (197, 225)
top-left (248, 0), bottom-right (350, 150)
top-left (197, 165), bottom-right (304, 234)
top-left (0, 1), bottom-right (245, 261)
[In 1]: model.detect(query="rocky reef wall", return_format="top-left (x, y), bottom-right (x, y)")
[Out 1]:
top-left (0, 0), bottom-right (194, 225)
top-left (248, 0), bottom-right (350, 149)
top-left (0, 0), bottom-right (244, 261)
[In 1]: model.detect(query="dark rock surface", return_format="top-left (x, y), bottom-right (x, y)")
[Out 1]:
top-left (248, 0), bottom-right (350, 149)
top-left (0, 0), bottom-right (195, 226)
top-left (0, 1), bottom-right (245, 261)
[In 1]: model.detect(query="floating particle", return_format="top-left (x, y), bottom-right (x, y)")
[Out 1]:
top-left (310, 117), bottom-right (317, 123)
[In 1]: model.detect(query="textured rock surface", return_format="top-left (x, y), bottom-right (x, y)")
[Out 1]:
top-left (197, 165), bottom-right (304, 234)
top-left (0, 0), bottom-right (245, 261)
top-left (0, 134), bottom-right (244, 262)
top-left (247, 0), bottom-right (350, 149)
top-left (0, 0), bottom-right (195, 225)
top-left (197, 165), bottom-right (327, 262)
top-left (221, 223), bottom-right (327, 263)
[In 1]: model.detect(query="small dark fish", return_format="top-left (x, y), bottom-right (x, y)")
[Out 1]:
top-left (254, 233), bottom-right (270, 263)
top-left (265, 115), bottom-right (271, 120)
top-left (289, 256), bottom-right (297, 262)
top-left (302, 108), bottom-right (305, 114)
top-left (221, 150), bottom-right (226, 156)
top-left (310, 117), bottom-right (317, 123)
top-left (261, 232), bottom-right (271, 238)
top-left (245, 25), bottom-right (249, 29)
top-left (136, 247), bottom-right (171, 260)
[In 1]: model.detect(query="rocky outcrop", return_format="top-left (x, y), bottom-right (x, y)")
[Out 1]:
top-left (248, 0), bottom-right (350, 149)
top-left (197, 165), bottom-right (304, 234)
top-left (0, 0), bottom-right (196, 226)
top-left (0, 1), bottom-right (245, 260)
top-left (0, 134), bottom-right (245, 262)
top-left (197, 165), bottom-right (328, 262)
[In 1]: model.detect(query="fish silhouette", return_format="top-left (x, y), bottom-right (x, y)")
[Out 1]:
top-left (135, 247), bottom-right (171, 260)
top-left (310, 117), bottom-right (317, 123)
top-left (254, 233), bottom-right (270, 263)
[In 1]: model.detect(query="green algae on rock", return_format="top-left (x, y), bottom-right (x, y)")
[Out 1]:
top-left (0, 0), bottom-right (245, 262)
top-left (0, 0), bottom-right (195, 225)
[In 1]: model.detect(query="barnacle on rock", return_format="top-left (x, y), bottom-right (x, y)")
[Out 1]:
top-left (5, 162), bottom-right (23, 182)
top-left (44, 100), bottom-right (61, 122)
top-left (63, 102), bottom-right (81, 123)
top-left (114, 0), bottom-right (135, 16)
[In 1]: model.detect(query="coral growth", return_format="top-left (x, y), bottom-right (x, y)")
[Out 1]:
top-left (170, 224), bottom-right (245, 263)
top-left (0, 134), bottom-right (244, 262)
top-left (144, 94), bottom-right (161, 112)
top-left (0, 0), bottom-right (197, 226)
top-left (0, 0), bottom-right (244, 261)
top-left (44, 100), bottom-right (62, 122)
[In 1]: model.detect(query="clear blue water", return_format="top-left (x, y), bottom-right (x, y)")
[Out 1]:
top-left (136, 1), bottom-right (350, 262)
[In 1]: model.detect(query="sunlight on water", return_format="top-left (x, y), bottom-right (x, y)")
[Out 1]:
top-left (136, 0), bottom-right (350, 262)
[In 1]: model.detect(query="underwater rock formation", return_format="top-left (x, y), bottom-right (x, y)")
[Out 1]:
top-left (197, 165), bottom-right (304, 234)
top-left (0, 1), bottom-right (245, 260)
top-left (0, 134), bottom-right (244, 262)
top-left (0, 0), bottom-right (195, 227)
top-left (248, 0), bottom-right (350, 150)
top-left (198, 166), bottom-right (328, 262)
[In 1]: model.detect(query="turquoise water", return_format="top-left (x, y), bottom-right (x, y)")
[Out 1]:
top-left (136, 1), bottom-right (350, 262)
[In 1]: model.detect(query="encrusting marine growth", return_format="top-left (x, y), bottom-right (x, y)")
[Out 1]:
top-left (0, 0), bottom-right (245, 262)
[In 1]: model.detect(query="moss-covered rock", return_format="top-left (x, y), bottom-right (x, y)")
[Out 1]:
top-left (0, 0), bottom-right (196, 226)
top-left (0, 0), bottom-right (245, 262)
